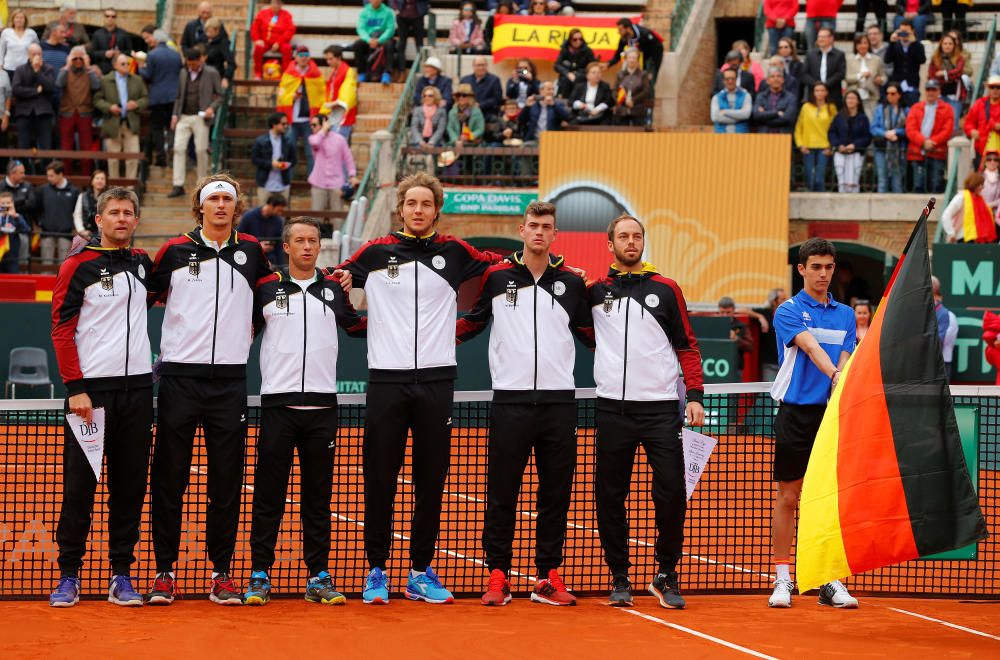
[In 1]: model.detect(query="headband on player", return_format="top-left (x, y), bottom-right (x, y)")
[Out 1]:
top-left (199, 181), bottom-right (238, 205)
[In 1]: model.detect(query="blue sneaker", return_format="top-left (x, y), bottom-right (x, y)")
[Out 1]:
top-left (244, 570), bottom-right (271, 606)
top-left (305, 571), bottom-right (346, 605)
top-left (49, 576), bottom-right (80, 607)
top-left (362, 567), bottom-right (390, 605)
top-left (406, 566), bottom-right (454, 604)
top-left (380, 71), bottom-right (391, 84)
top-left (108, 575), bottom-right (143, 606)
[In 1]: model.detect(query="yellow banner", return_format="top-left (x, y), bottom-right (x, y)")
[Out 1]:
top-left (491, 15), bottom-right (639, 63)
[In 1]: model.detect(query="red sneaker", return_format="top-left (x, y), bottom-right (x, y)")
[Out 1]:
top-left (210, 573), bottom-right (244, 605)
top-left (481, 569), bottom-right (512, 606)
top-left (531, 569), bottom-right (576, 606)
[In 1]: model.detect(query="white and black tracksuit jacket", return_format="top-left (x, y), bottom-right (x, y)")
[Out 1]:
top-left (337, 231), bottom-right (501, 382)
top-left (51, 242), bottom-right (154, 394)
top-left (585, 264), bottom-right (704, 408)
top-left (456, 252), bottom-right (590, 403)
top-left (254, 268), bottom-right (367, 407)
top-left (148, 228), bottom-right (271, 378)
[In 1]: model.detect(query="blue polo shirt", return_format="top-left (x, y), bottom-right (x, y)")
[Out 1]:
top-left (770, 289), bottom-right (856, 405)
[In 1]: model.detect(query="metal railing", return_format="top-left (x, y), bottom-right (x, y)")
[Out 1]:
top-left (668, 0), bottom-right (695, 52)
top-left (211, 0), bottom-right (257, 173)
top-left (156, 0), bottom-right (167, 30)
top-left (753, 1), bottom-right (765, 54)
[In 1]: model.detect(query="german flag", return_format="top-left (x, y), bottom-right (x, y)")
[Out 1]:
top-left (796, 203), bottom-right (989, 592)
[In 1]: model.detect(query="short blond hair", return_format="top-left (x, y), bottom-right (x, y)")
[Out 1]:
top-left (191, 173), bottom-right (246, 227)
top-left (395, 172), bottom-right (444, 222)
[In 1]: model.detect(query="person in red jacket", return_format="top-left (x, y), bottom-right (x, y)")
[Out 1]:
top-left (905, 79), bottom-right (954, 193)
top-left (251, 0), bottom-right (296, 80)
top-left (805, 0), bottom-right (843, 48)
top-left (963, 75), bottom-right (1000, 168)
top-left (765, 0), bottom-right (798, 55)
top-left (984, 311), bottom-right (1000, 385)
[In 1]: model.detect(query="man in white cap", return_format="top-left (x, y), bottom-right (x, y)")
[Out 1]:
top-left (413, 56), bottom-right (453, 109)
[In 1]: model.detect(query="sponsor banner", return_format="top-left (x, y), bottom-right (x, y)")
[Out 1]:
top-left (491, 14), bottom-right (639, 63)
top-left (442, 190), bottom-right (536, 215)
top-left (934, 243), bottom-right (1000, 309)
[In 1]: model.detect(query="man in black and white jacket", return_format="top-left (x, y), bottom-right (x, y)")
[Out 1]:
top-left (585, 214), bottom-right (705, 610)
top-left (336, 172), bottom-right (502, 604)
top-left (49, 187), bottom-right (152, 608)
top-left (244, 216), bottom-right (365, 607)
top-left (146, 175), bottom-right (271, 606)
top-left (456, 200), bottom-right (590, 608)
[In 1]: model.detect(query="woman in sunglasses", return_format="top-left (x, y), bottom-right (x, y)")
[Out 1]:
top-left (554, 28), bottom-right (595, 98)
top-left (409, 85), bottom-right (448, 148)
top-left (981, 150), bottom-right (1000, 213)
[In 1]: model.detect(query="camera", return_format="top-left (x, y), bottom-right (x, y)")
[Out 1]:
top-left (898, 30), bottom-right (910, 38)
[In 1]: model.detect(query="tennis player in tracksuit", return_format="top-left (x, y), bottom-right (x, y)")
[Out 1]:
top-left (146, 175), bottom-right (271, 606)
top-left (456, 201), bottom-right (590, 607)
top-left (49, 188), bottom-right (152, 608)
top-left (587, 214), bottom-right (705, 609)
top-left (336, 172), bottom-right (502, 604)
top-left (243, 217), bottom-right (366, 607)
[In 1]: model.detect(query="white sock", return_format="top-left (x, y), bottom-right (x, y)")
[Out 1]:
top-left (775, 563), bottom-right (791, 581)
top-left (211, 571), bottom-right (219, 580)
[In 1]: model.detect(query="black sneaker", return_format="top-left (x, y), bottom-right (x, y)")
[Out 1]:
top-left (167, 186), bottom-right (186, 198)
top-left (147, 572), bottom-right (178, 605)
top-left (648, 571), bottom-right (685, 609)
top-left (608, 574), bottom-right (633, 607)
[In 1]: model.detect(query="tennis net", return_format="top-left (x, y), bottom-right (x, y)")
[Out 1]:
top-left (0, 384), bottom-right (996, 599)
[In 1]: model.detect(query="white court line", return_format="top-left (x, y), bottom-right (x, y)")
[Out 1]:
top-left (888, 607), bottom-right (1000, 642)
top-left (622, 609), bottom-right (779, 659)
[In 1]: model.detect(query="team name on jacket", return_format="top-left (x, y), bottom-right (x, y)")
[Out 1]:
top-left (255, 268), bottom-right (367, 407)
top-left (148, 228), bottom-right (271, 378)
top-left (338, 231), bottom-right (500, 382)
top-left (587, 264), bottom-right (704, 405)
top-left (456, 252), bottom-right (590, 403)
top-left (51, 244), bottom-right (153, 395)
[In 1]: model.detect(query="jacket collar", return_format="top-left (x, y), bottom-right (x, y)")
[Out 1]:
top-left (394, 229), bottom-right (437, 245)
top-left (609, 261), bottom-right (657, 280)
top-left (187, 227), bottom-right (239, 247)
top-left (794, 288), bottom-right (839, 308)
top-left (512, 250), bottom-right (564, 269)
top-left (277, 266), bottom-right (324, 283)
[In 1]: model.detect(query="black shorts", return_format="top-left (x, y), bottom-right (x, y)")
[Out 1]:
top-left (773, 403), bottom-right (827, 482)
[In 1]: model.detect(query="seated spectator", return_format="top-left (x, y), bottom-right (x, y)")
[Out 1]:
top-left (608, 18), bottom-right (663, 86)
top-left (845, 33), bottom-right (886, 119)
top-left (237, 194), bottom-right (287, 265)
top-left (204, 18), bottom-right (236, 90)
top-left (523, 0), bottom-right (552, 15)
top-left (308, 113), bottom-right (358, 214)
top-left (72, 169), bottom-right (107, 240)
top-left (753, 67), bottom-right (797, 134)
top-left (964, 75), bottom-right (1000, 167)
top-left (712, 68), bottom-right (752, 134)
top-left (928, 31), bottom-right (970, 130)
top-left (43, 5), bottom-right (86, 49)
top-left (56, 46), bottom-right (100, 176)
top-left (613, 48), bottom-right (651, 127)
top-left (413, 56), bottom-right (453, 109)
top-left (449, 3), bottom-right (487, 55)
top-left (353, 0), bottom-right (395, 84)
top-left (983, 310), bottom-right (1000, 385)
top-left (0, 161), bottom-right (33, 268)
top-left (570, 61), bottom-right (612, 125)
top-left (940, 172), bottom-right (998, 244)
top-left (764, 0), bottom-right (798, 56)
top-left (795, 81), bottom-right (837, 191)
top-left (776, 37), bottom-right (805, 98)
top-left (718, 296), bottom-right (752, 381)
top-left (496, 97), bottom-right (524, 144)
top-left (555, 29), bottom-right (595, 98)
top-left (448, 83), bottom-right (486, 145)
top-left (36, 160), bottom-right (79, 265)
top-left (829, 90), bottom-right (872, 193)
top-left (460, 55), bottom-right (503, 122)
top-left (506, 58), bottom-right (540, 109)
top-left (853, 299), bottom-right (872, 345)
top-left (871, 82), bottom-right (909, 192)
top-left (394, 0), bottom-right (430, 73)
top-left (803, 27), bottom-right (845, 108)
top-left (905, 79), bottom-right (952, 194)
top-left (89, 7), bottom-right (132, 76)
top-left (892, 0), bottom-right (933, 41)
top-left (885, 18), bottom-right (925, 106)
top-left (12, 44), bottom-right (56, 173)
top-left (410, 85), bottom-right (448, 147)
top-left (713, 50), bottom-right (755, 96)
top-left (484, 2), bottom-right (515, 53)
top-left (804, 0), bottom-right (843, 48)
top-left (94, 53), bottom-right (148, 184)
top-left (982, 150), bottom-right (1000, 212)
top-left (868, 23), bottom-right (889, 61)
top-left (251, 112), bottom-right (295, 206)
top-left (182, 2), bottom-right (228, 50)
top-left (277, 46), bottom-right (326, 175)
top-left (520, 80), bottom-right (569, 141)
top-left (251, 0), bottom-right (296, 80)
top-left (2, 10), bottom-right (39, 77)
top-left (0, 191), bottom-right (30, 273)
top-left (41, 23), bottom-right (71, 72)
top-left (323, 45), bottom-right (357, 143)
top-left (857, 1), bottom-right (889, 35)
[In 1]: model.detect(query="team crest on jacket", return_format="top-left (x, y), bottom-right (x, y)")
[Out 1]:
top-left (275, 288), bottom-right (288, 310)
top-left (99, 268), bottom-right (113, 291)
top-left (188, 253), bottom-right (200, 277)
top-left (137, 264), bottom-right (145, 279)
top-left (387, 256), bottom-right (399, 279)
top-left (553, 281), bottom-right (566, 297)
top-left (603, 291), bottom-right (614, 314)
top-left (645, 294), bottom-right (659, 308)
top-left (505, 280), bottom-right (518, 305)
top-left (234, 250), bottom-right (247, 265)
top-left (432, 255), bottom-right (446, 270)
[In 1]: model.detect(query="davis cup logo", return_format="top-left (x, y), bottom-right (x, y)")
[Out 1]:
top-left (645, 294), bottom-right (660, 308)
top-left (137, 264), bottom-right (145, 279)
top-left (553, 281), bottom-right (566, 297)
top-left (432, 255), bottom-right (446, 270)
top-left (233, 250), bottom-right (247, 266)
top-left (322, 288), bottom-right (334, 301)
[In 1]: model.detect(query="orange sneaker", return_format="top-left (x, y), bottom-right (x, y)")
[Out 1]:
top-left (530, 569), bottom-right (576, 606)
top-left (481, 569), bottom-right (512, 606)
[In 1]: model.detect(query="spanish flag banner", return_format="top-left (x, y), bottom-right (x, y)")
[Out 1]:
top-left (277, 60), bottom-right (327, 121)
top-left (491, 14), bottom-right (639, 63)
top-left (796, 203), bottom-right (989, 593)
top-left (961, 190), bottom-right (998, 243)
top-left (0, 233), bottom-right (9, 262)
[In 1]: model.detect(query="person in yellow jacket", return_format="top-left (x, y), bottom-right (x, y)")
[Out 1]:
top-left (794, 81), bottom-right (838, 192)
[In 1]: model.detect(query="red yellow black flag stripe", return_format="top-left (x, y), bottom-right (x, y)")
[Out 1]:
top-left (797, 202), bottom-right (989, 592)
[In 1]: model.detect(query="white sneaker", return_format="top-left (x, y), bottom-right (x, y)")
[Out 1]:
top-left (768, 578), bottom-right (794, 608)
top-left (818, 580), bottom-right (859, 608)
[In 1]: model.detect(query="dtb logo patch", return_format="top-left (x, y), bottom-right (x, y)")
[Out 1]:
top-left (505, 280), bottom-right (518, 305)
top-left (603, 291), bottom-right (614, 314)
top-left (387, 256), bottom-right (399, 279)
top-left (188, 253), bottom-right (200, 277)
top-left (275, 288), bottom-right (288, 310)
top-left (99, 268), bottom-right (113, 291)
